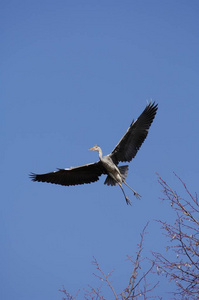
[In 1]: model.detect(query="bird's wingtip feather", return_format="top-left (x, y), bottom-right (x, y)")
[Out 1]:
top-left (29, 172), bottom-right (37, 181)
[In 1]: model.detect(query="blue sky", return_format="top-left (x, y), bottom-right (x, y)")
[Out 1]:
top-left (1, 1), bottom-right (199, 299)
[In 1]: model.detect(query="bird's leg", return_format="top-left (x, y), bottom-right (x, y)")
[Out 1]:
top-left (118, 183), bottom-right (132, 205)
top-left (123, 181), bottom-right (141, 199)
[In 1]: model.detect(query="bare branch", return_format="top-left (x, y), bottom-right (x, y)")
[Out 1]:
top-left (59, 286), bottom-right (80, 300)
top-left (91, 257), bottom-right (119, 300)
top-left (122, 222), bottom-right (159, 300)
top-left (154, 174), bottom-right (199, 299)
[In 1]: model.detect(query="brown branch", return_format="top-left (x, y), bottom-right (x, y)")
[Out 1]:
top-left (59, 286), bottom-right (80, 300)
top-left (154, 173), bottom-right (199, 299)
top-left (92, 257), bottom-right (119, 300)
top-left (132, 262), bottom-right (155, 293)
top-left (123, 223), bottom-right (148, 299)
top-left (122, 222), bottom-right (159, 300)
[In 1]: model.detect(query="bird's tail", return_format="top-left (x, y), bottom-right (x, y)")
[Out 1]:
top-left (119, 165), bottom-right (129, 179)
top-left (104, 165), bottom-right (129, 186)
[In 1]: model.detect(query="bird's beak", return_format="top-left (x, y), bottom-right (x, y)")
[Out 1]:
top-left (89, 147), bottom-right (95, 151)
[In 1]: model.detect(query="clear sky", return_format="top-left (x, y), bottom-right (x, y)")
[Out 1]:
top-left (1, 1), bottom-right (199, 299)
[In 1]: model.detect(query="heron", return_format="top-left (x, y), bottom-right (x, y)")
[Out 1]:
top-left (30, 102), bottom-right (158, 205)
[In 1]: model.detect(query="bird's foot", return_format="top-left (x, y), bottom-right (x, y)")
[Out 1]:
top-left (134, 191), bottom-right (141, 199)
top-left (125, 197), bottom-right (132, 205)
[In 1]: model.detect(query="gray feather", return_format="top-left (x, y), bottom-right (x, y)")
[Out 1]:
top-left (104, 165), bottom-right (129, 186)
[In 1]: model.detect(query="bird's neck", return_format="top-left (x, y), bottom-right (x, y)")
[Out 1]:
top-left (98, 148), bottom-right (103, 160)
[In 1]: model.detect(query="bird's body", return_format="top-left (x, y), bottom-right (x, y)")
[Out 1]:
top-left (100, 154), bottom-right (121, 183)
top-left (30, 102), bottom-right (158, 204)
top-left (88, 145), bottom-right (140, 204)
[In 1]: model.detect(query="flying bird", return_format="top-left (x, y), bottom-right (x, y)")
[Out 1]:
top-left (30, 102), bottom-right (158, 205)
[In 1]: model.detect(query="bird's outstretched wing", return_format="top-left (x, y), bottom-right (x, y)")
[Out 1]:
top-left (30, 161), bottom-right (106, 186)
top-left (109, 102), bottom-right (158, 164)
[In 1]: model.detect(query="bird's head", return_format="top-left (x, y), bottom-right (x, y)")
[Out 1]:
top-left (89, 145), bottom-right (101, 152)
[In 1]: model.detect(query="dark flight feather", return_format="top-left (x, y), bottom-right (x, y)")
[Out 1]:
top-left (109, 102), bottom-right (158, 164)
top-left (30, 161), bottom-right (107, 186)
